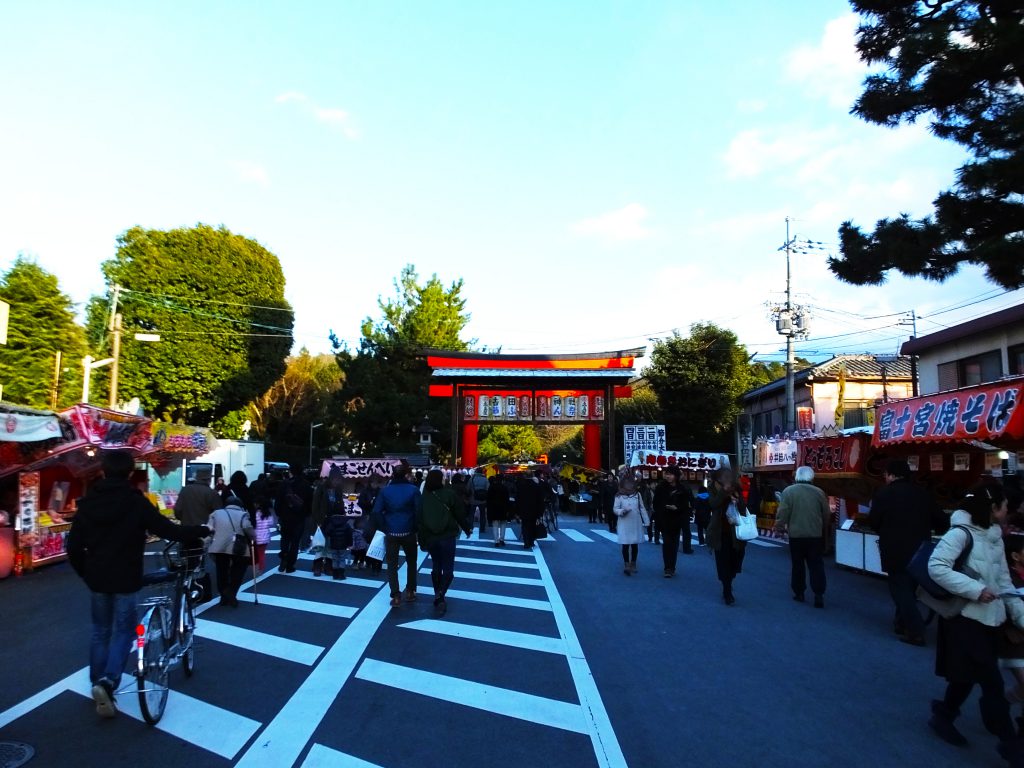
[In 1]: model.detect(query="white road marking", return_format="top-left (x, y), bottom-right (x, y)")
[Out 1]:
top-left (400, 619), bottom-right (566, 654)
top-left (447, 570), bottom-right (545, 587)
top-left (284, 570), bottom-right (382, 589)
top-left (591, 530), bottom-right (619, 543)
top-left (355, 658), bottom-right (588, 734)
top-left (533, 545), bottom-right (627, 767)
top-left (561, 528), bottom-right (594, 542)
top-left (234, 592), bottom-right (358, 618)
top-left (749, 538), bottom-right (780, 548)
top-left (503, 527), bottom-right (518, 541)
top-left (233, 550), bottom-right (428, 768)
top-left (457, 542), bottom-right (535, 558)
top-left (415, 586), bottom-right (552, 612)
top-left (67, 669), bottom-right (262, 760)
top-left (301, 744), bottom-right (386, 768)
top-left (195, 620), bottom-right (325, 666)
top-left (451, 555), bottom-right (539, 570)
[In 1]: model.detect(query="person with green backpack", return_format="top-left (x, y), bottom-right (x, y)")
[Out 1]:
top-left (419, 469), bottom-right (472, 615)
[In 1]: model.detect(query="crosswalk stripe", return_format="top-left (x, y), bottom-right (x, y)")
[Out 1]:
top-left (503, 527), bottom-right (519, 541)
top-left (195, 620), bottom-right (325, 666)
top-left (301, 744), bottom-right (385, 768)
top-left (284, 570), bottom-right (382, 589)
top-left (355, 658), bottom-right (588, 734)
top-left (447, 570), bottom-right (545, 587)
top-left (591, 530), bottom-right (619, 543)
top-left (457, 542), bottom-right (536, 558)
top-left (69, 669), bottom-right (261, 760)
top-left (234, 592), bottom-right (358, 618)
top-left (452, 555), bottom-right (539, 570)
top-left (414, 586), bottom-right (552, 612)
top-left (400, 619), bottom-right (566, 654)
top-left (561, 528), bottom-right (594, 542)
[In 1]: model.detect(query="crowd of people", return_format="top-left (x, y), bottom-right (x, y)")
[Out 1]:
top-left (65, 446), bottom-right (1024, 767)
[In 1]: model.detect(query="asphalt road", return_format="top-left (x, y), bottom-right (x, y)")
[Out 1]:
top-left (0, 517), bottom-right (1008, 768)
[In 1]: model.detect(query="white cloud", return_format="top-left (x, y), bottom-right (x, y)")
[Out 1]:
top-left (736, 98), bottom-right (767, 114)
top-left (570, 203), bottom-right (652, 242)
top-left (785, 13), bottom-right (866, 108)
top-left (313, 107), bottom-right (359, 139)
top-left (722, 127), bottom-right (835, 179)
top-left (234, 161), bottom-right (270, 188)
top-left (274, 91), bottom-right (307, 104)
top-left (275, 91), bottom-right (359, 140)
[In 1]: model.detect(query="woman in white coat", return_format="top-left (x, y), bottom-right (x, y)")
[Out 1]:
top-left (922, 484), bottom-right (1024, 764)
top-left (613, 475), bottom-right (648, 575)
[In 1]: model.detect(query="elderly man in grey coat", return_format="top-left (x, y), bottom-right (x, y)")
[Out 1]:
top-left (775, 466), bottom-right (831, 608)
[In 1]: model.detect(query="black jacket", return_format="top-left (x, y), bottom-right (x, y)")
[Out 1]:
top-left (868, 478), bottom-right (945, 572)
top-left (67, 478), bottom-right (208, 594)
top-left (653, 482), bottom-right (693, 526)
top-left (515, 478), bottom-right (543, 520)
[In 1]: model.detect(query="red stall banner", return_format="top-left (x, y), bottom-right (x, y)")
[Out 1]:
top-left (63, 405), bottom-right (153, 452)
top-left (872, 378), bottom-right (1024, 448)
top-left (797, 434), bottom-right (869, 476)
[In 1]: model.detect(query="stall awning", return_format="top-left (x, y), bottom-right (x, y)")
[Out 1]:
top-left (0, 405), bottom-right (63, 443)
top-left (797, 433), bottom-right (879, 502)
top-left (873, 377), bottom-right (1024, 448)
top-left (145, 423), bottom-right (218, 475)
top-left (629, 450), bottom-right (730, 471)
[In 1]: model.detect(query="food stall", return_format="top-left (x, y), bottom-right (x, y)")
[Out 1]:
top-left (750, 438), bottom-right (797, 536)
top-left (0, 405), bottom-right (75, 577)
top-left (628, 449), bottom-right (731, 484)
top-left (6, 405), bottom-right (153, 571)
top-left (141, 422), bottom-right (219, 510)
top-left (796, 432), bottom-right (884, 573)
top-left (319, 458), bottom-right (404, 515)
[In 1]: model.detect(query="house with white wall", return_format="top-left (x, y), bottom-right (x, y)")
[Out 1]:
top-left (901, 303), bottom-right (1024, 395)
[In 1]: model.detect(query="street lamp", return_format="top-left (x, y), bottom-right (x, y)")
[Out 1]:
top-left (309, 422), bottom-right (324, 468)
top-left (83, 326), bottom-right (161, 407)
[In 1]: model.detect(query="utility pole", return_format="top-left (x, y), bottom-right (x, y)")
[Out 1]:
top-left (898, 310), bottom-right (919, 396)
top-left (50, 351), bottom-right (62, 409)
top-left (771, 220), bottom-right (827, 433)
top-left (107, 285), bottom-right (122, 409)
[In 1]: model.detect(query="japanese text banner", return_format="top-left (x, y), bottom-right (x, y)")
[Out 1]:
top-left (872, 379), bottom-right (1024, 447)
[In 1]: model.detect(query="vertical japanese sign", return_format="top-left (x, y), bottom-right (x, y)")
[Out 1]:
top-left (623, 424), bottom-right (667, 460)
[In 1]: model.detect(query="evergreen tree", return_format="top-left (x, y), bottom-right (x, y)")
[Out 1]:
top-left (87, 225), bottom-right (293, 423)
top-left (643, 324), bottom-right (752, 452)
top-left (0, 257), bottom-right (88, 409)
top-left (477, 425), bottom-right (543, 463)
top-left (831, 1), bottom-right (1024, 288)
top-left (335, 265), bottom-right (470, 455)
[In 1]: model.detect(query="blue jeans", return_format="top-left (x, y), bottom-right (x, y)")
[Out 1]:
top-left (427, 536), bottom-right (457, 598)
top-left (90, 591), bottom-right (138, 685)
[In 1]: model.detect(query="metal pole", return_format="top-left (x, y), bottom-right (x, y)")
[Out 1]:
top-left (50, 350), bottom-right (62, 409)
top-left (109, 313), bottom-right (122, 409)
top-left (82, 355), bottom-right (93, 403)
top-left (910, 310), bottom-right (919, 396)
top-left (784, 217), bottom-right (795, 433)
top-left (309, 423), bottom-right (314, 467)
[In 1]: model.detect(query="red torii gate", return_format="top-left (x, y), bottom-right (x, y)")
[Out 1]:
top-left (425, 349), bottom-right (640, 470)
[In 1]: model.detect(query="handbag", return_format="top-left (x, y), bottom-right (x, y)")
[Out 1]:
top-left (366, 529), bottom-right (387, 562)
top-left (735, 513), bottom-right (758, 542)
top-left (908, 525), bottom-right (976, 600)
top-left (535, 521), bottom-right (548, 540)
top-left (227, 512), bottom-right (249, 557)
top-left (725, 502), bottom-right (740, 526)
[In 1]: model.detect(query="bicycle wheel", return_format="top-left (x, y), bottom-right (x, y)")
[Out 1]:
top-left (180, 591), bottom-right (196, 678)
top-left (137, 606), bottom-right (170, 725)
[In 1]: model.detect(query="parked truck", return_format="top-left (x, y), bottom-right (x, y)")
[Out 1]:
top-left (186, 439), bottom-right (266, 487)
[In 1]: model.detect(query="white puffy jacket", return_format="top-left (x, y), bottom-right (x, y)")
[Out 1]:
top-left (927, 509), bottom-right (1024, 628)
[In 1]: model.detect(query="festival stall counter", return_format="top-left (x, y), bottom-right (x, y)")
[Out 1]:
top-left (751, 438), bottom-right (798, 536)
top-left (7, 405), bottom-right (154, 572)
top-left (795, 432), bottom-right (885, 574)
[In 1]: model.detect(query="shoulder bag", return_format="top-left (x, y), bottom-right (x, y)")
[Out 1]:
top-left (228, 511), bottom-right (250, 558)
top-left (908, 525), bottom-right (976, 600)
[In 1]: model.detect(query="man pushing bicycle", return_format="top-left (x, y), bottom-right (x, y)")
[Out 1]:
top-left (67, 450), bottom-right (210, 719)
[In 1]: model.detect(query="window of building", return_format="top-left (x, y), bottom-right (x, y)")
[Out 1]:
top-left (936, 350), bottom-right (1004, 389)
top-left (959, 349), bottom-right (1002, 386)
top-left (842, 400), bottom-right (874, 429)
top-left (1010, 344), bottom-right (1024, 376)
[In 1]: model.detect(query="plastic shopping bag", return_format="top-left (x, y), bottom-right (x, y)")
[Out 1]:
top-left (735, 513), bottom-right (759, 542)
top-left (366, 530), bottom-right (387, 562)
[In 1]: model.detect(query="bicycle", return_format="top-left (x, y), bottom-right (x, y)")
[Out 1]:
top-left (126, 540), bottom-right (206, 725)
top-left (543, 496), bottom-right (559, 532)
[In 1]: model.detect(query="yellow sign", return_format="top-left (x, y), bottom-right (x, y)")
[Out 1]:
top-left (834, 364), bottom-right (846, 430)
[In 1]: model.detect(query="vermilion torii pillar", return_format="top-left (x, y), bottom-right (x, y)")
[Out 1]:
top-left (583, 423), bottom-right (602, 470)
top-left (462, 423), bottom-right (479, 468)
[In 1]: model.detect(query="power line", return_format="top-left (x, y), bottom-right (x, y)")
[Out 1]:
top-left (123, 292), bottom-right (295, 334)
top-left (121, 287), bottom-right (295, 313)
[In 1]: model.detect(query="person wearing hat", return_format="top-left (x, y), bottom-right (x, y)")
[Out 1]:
top-left (868, 458), bottom-right (946, 646)
top-left (207, 495), bottom-right (255, 607)
top-left (613, 475), bottom-right (649, 575)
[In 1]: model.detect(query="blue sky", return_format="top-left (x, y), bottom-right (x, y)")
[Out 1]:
top-left (2, 1), bottom-right (1020, 366)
